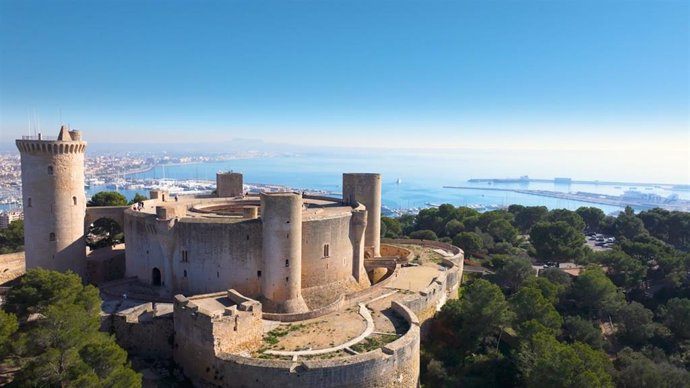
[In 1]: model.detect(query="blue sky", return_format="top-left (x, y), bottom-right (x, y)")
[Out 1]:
top-left (0, 0), bottom-right (688, 180)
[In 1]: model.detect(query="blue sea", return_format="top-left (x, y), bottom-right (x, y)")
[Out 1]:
top-left (114, 152), bottom-right (689, 215)
top-left (2, 151), bottom-right (685, 216)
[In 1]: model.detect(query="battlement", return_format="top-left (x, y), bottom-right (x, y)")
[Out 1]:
top-left (16, 139), bottom-right (86, 154)
top-left (16, 126), bottom-right (87, 155)
top-left (174, 290), bottom-right (263, 366)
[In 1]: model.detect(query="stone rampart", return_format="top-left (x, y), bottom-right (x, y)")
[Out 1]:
top-left (381, 239), bottom-right (463, 333)
top-left (0, 251), bottom-right (25, 284)
top-left (381, 238), bottom-right (463, 256)
top-left (86, 246), bottom-right (126, 285)
top-left (346, 264), bottom-right (399, 303)
top-left (184, 299), bottom-right (419, 388)
top-left (174, 291), bottom-right (263, 382)
top-left (262, 295), bottom-right (345, 322)
top-left (106, 302), bottom-right (175, 358)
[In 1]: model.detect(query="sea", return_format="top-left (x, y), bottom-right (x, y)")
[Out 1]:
top-left (112, 152), bottom-right (689, 216)
top-left (3, 151), bottom-right (687, 216)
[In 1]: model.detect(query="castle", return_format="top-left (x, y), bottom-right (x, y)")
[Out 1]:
top-left (16, 127), bottom-right (464, 387)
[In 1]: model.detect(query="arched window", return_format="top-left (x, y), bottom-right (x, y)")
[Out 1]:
top-left (48, 166), bottom-right (53, 175)
top-left (27, 198), bottom-right (32, 207)
top-left (49, 232), bottom-right (56, 241)
top-left (73, 196), bottom-right (77, 205)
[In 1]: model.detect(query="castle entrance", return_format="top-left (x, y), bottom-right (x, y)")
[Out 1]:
top-left (152, 267), bottom-right (162, 286)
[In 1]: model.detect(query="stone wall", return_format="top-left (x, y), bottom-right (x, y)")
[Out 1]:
top-left (104, 302), bottom-right (175, 359)
top-left (0, 251), bottom-right (25, 284)
top-left (262, 295), bottom-right (345, 322)
top-left (178, 299), bottom-right (420, 388)
top-left (86, 247), bottom-right (125, 285)
top-left (216, 172), bottom-right (243, 198)
top-left (380, 239), bottom-right (463, 333)
top-left (124, 198), bottom-right (360, 300)
top-left (174, 291), bottom-right (263, 384)
top-left (301, 213), bottom-right (354, 289)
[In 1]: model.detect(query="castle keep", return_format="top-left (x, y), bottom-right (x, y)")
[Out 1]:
top-left (16, 126), bottom-right (87, 276)
top-left (17, 128), bottom-right (464, 387)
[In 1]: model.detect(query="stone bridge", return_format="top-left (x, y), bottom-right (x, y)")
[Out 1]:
top-left (85, 206), bottom-right (128, 233)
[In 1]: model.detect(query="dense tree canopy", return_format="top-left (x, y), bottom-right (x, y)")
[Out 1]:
top-left (510, 205), bottom-right (548, 233)
top-left (562, 316), bottom-right (604, 349)
top-left (570, 267), bottom-right (623, 316)
top-left (614, 207), bottom-right (647, 240)
top-left (530, 221), bottom-right (586, 263)
top-left (660, 298), bottom-right (690, 340)
top-left (491, 257), bottom-right (535, 295)
top-left (0, 219), bottom-right (23, 254)
top-left (2, 269), bottom-right (141, 387)
top-left (576, 207), bottom-right (606, 232)
top-left (408, 204), bottom-right (690, 388)
top-left (594, 249), bottom-right (647, 290)
top-left (0, 309), bottom-right (18, 358)
top-left (409, 229), bottom-right (438, 240)
top-left (517, 333), bottom-right (614, 388)
top-left (87, 191), bottom-right (128, 207)
top-left (439, 279), bottom-right (513, 357)
top-left (615, 348), bottom-right (690, 388)
top-left (547, 209), bottom-right (586, 231)
top-left (127, 192), bottom-right (148, 206)
top-left (5, 268), bottom-right (100, 319)
top-left (452, 232), bottom-right (483, 256)
top-left (381, 216), bottom-right (403, 238)
top-left (510, 286), bottom-right (563, 335)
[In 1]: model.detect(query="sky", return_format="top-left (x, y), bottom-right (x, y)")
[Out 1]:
top-left (0, 0), bottom-right (688, 182)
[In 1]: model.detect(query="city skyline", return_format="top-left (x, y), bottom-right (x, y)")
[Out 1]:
top-left (0, 0), bottom-right (688, 182)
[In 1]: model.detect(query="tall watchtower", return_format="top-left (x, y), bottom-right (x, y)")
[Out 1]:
top-left (16, 126), bottom-right (87, 277)
top-left (343, 173), bottom-right (382, 258)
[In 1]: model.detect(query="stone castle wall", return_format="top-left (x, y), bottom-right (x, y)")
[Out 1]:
top-left (0, 251), bottom-right (25, 284)
top-left (124, 198), bottom-right (360, 300)
top-left (173, 291), bottom-right (263, 383)
top-left (102, 302), bottom-right (175, 359)
top-left (176, 299), bottom-right (419, 388)
top-left (382, 239), bottom-right (464, 331)
top-left (301, 213), bottom-right (354, 289)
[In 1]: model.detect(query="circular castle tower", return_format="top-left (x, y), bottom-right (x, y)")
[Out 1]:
top-left (260, 192), bottom-right (308, 313)
top-left (15, 126), bottom-right (87, 277)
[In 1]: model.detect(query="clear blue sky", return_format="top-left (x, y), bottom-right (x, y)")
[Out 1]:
top-left (0, 0), bottom-right (688, 180)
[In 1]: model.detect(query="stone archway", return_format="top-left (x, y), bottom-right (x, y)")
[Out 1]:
top-left (86, 217), bottom-right (124, 250)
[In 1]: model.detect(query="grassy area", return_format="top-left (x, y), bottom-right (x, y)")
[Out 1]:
top-left (399, 244), bottom-right (445, 264)
top-left (263, 323), bottom-right (307, 345)
top-left (350, 334), bottom-right (398, 353)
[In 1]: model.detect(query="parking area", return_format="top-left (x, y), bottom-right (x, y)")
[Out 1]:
top-left (585, 233), bottom-right (615, 252)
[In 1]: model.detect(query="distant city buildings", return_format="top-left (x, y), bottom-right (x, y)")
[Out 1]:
top-left (0, 211), bottom-right (22, 229)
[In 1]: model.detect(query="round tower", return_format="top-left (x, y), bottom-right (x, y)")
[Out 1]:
top-left (15, 126), bottom-right (87, 277)
top-left (260, 192), bottom-right (308, 313)
top-left (342, 173), bottom-right (382, 258)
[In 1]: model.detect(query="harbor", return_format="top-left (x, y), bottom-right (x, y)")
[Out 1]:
top-left (443, 185), bottom-right (690, 212)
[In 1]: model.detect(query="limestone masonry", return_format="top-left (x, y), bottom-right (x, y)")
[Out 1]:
top-left (15, 128), bottom-right (465, 388)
